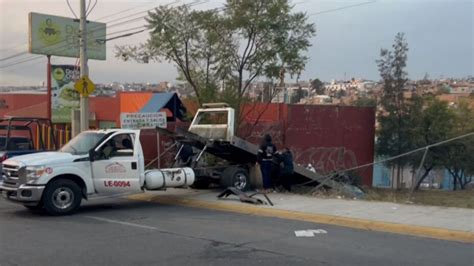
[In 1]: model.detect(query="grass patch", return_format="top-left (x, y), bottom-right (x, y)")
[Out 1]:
top-left (362, 188), bottom-right (474, 209)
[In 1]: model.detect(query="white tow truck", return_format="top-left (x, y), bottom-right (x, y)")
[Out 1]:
top-left (0, 129), bottom-right (194, 215)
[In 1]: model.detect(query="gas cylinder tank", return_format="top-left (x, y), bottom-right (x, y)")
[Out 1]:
top-left (144, 167), bottom-right (195, 190)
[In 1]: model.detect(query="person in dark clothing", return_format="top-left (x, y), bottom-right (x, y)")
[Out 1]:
top-left (257, 134), bottom-right (277, 190)
top-left (275, 147), bottom-right (294, 191)
top-left (178, 144), bottom-right (194, 166)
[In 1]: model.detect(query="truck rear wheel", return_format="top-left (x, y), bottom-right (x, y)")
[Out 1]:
top-left (43, 179), bottom-right (82, 216)
top-left (220, 166), bottom-right (250, 191)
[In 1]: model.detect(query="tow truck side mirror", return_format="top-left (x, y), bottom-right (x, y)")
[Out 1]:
top-left (89, 149), bottom-right (96, 162)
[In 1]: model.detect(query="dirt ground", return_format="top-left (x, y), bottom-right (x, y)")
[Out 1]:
top-left (291, 186), bottom-right (474, 209)
top-left (362, 188), bottom-right (474, 209)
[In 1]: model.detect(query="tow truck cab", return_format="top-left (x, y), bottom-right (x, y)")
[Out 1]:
top-left (0, 129), bottom-right (194, 215)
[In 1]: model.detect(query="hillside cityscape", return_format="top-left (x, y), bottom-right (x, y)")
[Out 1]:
top-left (1, 76), bottom-right (473, 107)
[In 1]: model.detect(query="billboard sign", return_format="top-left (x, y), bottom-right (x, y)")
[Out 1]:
top-left (120, 112), bottom-right (167, 129)
top-left (51, 65), bottom-right (80, 123)
top-left (29, 12), bottom-right (106, 60)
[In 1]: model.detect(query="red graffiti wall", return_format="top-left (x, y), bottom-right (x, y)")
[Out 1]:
top-left (239, 103), bottom-right (375, 186)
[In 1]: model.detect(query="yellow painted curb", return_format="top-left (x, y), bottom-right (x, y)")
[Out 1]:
top-left (127, 193), bottom-right (474, 243)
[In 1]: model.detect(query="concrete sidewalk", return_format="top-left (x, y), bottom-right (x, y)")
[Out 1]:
top-left (127, 188), bottom-right (474, 242)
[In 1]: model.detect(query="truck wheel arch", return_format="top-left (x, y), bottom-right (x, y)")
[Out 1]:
top-left (47, 174), bottom-right (88, 199)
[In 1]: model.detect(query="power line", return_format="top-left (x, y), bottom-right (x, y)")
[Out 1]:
top-left (0, 0), bottom-right (231, 67)
top-left (308, 0), bottom-right (377, 16)
top-left (95, 0), bottom-right (171, 21)
top-left (297, 131), bottom-right (474, 188)
top-left (88, 0), bottom-right (205, 33)
top-left (86, 0), bottom-right (99, 17)
top-left (66, 0), bottom-right (79, 19)
top-left (99, 0), bottom-right (183, 25)
top-left (1, 0), bottom-right (259, 67)
top-left (0, 43), bottom-right (28, 53)
top-left (0, 24), bottom-right (151, 70)
top-left (4, 0), bottom-right (313, 68)
top-left (99, 29), bottom-right (148, 43)
top-left (0, 0), bottom-right (191, 63)
top-left (2, 0), bottom-right (364, 64)
top-left (0, 55), bottom-right (44, 69)
top-left (85, 0), bottom-right (92, 14)
top-left (107, 25), bottom-right (148, 36)
top-left (0, 51), bottom-right (29, 62)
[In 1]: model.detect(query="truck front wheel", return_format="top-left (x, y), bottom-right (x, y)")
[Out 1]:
top-left (43, 179), bottom-right (82, 216)
top-left (220, 166), bottom-right (251, 191)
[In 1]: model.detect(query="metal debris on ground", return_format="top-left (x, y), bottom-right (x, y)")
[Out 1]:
top-left (294, 229), bottom-right (328, 237)
top-left (217, 187), bottom-right (274, 206)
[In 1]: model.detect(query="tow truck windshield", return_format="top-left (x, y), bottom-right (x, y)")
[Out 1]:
top-left (60, 132), bottom-right (106, 155)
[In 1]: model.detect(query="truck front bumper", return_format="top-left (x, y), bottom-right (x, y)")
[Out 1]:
top-left (0, 182), bottom-right (45, 204)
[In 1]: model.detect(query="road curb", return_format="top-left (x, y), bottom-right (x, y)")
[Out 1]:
top-left (127, 194), bottom-right (474, 243)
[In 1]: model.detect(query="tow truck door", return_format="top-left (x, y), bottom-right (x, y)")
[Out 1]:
top-left (91, 131), bottom-right (142, 194)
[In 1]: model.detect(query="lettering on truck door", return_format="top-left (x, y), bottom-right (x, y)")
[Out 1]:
top-left (91, 133), bottom-right (142, 193)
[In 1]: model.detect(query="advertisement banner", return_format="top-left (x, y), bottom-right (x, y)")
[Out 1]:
top-left (29, 12), bottom-right (106, 60)
top-left (51, 65), bottom-right (80, 123)
top-left (120, 112), bottom-right (167, 129)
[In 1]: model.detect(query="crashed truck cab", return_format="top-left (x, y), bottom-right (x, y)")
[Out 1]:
top-left (0, 129), bottom-right (195, 215)
top-left (171, 103), bottom-right (257, 191)
top-left (189, 103), bottom-right (236, 142)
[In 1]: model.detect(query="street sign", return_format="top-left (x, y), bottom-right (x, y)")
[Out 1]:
top-left (120, 112), bottom-right (167, 129)
top-left (74, 75), bottom-right (96, 96)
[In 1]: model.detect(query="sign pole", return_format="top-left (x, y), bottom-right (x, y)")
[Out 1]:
top-left (46, 55), bottom-right (52, 121)
top-left (79, 0), bottom-right (89, 132)
top-left (156, 131), bottom-right (161, 168)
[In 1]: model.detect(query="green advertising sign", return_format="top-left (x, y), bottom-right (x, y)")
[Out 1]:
top-left (29, 12), bottom-right (106, 60)
top-left (51, 65), bottom-right (80, 123)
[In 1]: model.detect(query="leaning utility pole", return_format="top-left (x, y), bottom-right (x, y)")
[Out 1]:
top-left (79, 0), bottom-right (89, 131)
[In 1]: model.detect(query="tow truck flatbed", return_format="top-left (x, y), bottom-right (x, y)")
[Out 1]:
top-left (157, 127), bottom-right (356, 194)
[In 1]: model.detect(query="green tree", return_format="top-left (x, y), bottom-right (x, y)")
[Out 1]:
top-left (311, 78), bottom-right (325, 95)
top-left (335, 89), bottom-right (346, 99)
top-left (398, 96), bottom-right (474, 191)
top-left (116, 1), bottom-right (316, 124)
top-left (290, 86), bottom-right (308, 104)
top-left (437, 84), bottom-right (451, 95)
top-left (442, 99), bottom-right (474, 190)
top-left (353, 96), bottom-right (376, 107)
top-left (375, 32), bottom-right (409, 189)
top-left (419, 72), bottom-right (431, 85)
top-left (409, 97), bottom-right (456, 190)
top-left (223, 0), bottom-right (315, 122)
top-left (116, 6), bottom-right (228, 105)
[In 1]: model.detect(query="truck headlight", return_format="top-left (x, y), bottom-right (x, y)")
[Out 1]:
top-left (26, 166), bottom-right (47, 182)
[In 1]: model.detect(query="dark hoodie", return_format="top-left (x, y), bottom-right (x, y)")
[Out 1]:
top-left (276, 149), bottom-right (294, 176)
top-left (257, 134), bottom-right (276, 162)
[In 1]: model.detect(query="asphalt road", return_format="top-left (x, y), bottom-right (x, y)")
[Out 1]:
top-left (0, 197), bottom-right (472, 266)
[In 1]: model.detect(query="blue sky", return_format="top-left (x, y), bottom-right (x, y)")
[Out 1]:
top-left (0, 0), bottom-right (472, 86)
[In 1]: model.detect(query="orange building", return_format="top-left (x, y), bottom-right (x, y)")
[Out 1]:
top-left (0, 91), bottom-right (186, 128)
